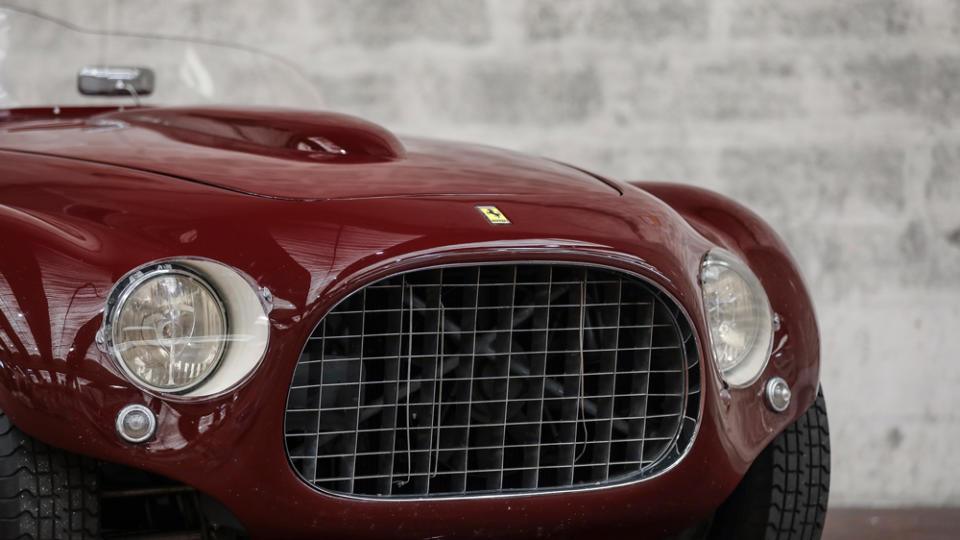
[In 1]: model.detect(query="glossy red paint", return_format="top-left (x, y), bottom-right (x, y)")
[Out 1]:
top-left (634, 182), bottom-right (821, 468)
top-left (0, 106), bottom-right (620, 200)
top-left (0, 107), bottom-right (819, 539)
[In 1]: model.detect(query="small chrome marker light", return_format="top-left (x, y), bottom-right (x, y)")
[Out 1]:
top-left (765, 377), bottom-right (791, 413)
top-left (700, 248), bottom-right (775, 387)
top-left (116, 404), bottom-right (156, 443)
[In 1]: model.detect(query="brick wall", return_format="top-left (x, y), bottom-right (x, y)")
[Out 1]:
top-left (8, 0), bottom-right (960, 506)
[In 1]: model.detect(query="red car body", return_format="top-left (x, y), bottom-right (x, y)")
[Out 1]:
top-left (0, 106), bottom-right (819, 538)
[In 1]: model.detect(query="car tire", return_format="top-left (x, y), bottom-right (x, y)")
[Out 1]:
top-left (707, 388), bottom-right (831, 540)
top-left (0, 411), bottom-right (99, 539)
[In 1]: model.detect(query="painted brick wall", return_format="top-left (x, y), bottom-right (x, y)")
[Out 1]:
top-left (7, 0), bottom-right (960, 507)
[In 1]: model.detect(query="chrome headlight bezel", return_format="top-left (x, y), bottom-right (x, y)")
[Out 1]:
top-left (101, 258), bottom-right (270, 399)
top-left (699, 248), bottom-right (774, 388)
top-left (103, 263), bottom-right (228, 394)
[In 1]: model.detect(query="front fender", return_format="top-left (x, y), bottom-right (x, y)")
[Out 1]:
top-left (632, 181), bottom-right (821, 466)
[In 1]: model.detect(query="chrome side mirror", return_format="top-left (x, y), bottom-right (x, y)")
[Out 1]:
top-left (77, 66), bottom-right (155, 102)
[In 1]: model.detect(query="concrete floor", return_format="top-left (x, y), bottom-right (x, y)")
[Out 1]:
top-left (823, 508), bottom-right (960, 540)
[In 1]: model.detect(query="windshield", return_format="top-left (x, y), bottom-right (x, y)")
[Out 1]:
top-left (0, 4), bottom-right (323, 109)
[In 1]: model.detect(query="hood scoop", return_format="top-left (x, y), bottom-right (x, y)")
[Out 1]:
top-left (99, 107), bottom-right (405, 163)
top-left (0, 106), bottom-right (621, 201)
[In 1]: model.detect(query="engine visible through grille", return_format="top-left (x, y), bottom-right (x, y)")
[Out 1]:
top-left (284, 264), bottom-right (700, 498)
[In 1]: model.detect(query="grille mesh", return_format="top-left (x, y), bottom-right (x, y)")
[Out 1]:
top-left (284, 264), bottom-right (700, 498)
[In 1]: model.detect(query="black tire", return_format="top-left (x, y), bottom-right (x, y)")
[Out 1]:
top-left (0, 411), bottom-right (99, 539)
top-left (707, 389), bottom-right (831, 540)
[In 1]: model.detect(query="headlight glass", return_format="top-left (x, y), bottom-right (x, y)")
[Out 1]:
top-left (111, 268), bottom-right (227, 392)
top-left (700, 249), bottom-right (773, 387)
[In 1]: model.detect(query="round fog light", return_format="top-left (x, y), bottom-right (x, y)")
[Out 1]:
top-left (116, 404), bottom-right (156, 443)
top-left (765, 377), bottom-right (792, 413)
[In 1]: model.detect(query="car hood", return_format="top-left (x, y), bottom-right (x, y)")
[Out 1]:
top-left (0, 106), bottom-right (620, 201)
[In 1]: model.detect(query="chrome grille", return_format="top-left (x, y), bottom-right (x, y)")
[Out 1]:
top-left (284, 264), bottom-right (700, 498)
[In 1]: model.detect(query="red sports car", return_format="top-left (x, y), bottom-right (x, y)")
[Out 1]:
top-left (0, 7), bottom-right (828, 539)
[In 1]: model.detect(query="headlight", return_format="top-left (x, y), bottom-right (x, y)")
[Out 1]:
top-left (103, 259), bottom-right (269, 397)
top-left (109, 266), bottom-right (227, 392)
top-left (700, 248), bottom-right (773, 387)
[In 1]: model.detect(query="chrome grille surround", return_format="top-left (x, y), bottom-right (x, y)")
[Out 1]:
top-left (284, 263), bottom-right (701, 499)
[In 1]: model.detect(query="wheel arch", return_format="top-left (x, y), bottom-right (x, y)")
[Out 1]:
top-left (631, 181), bottom-right (822, 462)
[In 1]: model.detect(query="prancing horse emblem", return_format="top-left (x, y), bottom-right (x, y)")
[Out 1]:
top-left (476, 206), bottom-right (510, 225)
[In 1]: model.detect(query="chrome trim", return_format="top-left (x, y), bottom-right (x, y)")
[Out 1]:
top-left (765, 377), bottom-right (791, 413)
top-left (699, 248), bottom-right (774, 389)
top-left (102, 263), bottom-right (228, 394)
top-left (115, 404), bottom-right (157, 444)
top-left (283, 258), bottom-right (704, 501)
top-left (77, 65), bottom-right (155, 106)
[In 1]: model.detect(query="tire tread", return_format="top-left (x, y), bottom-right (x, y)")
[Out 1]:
top-left (708, 389), bottom-right (830, 540)
top-left (0, 412), bottom-right (98, 539)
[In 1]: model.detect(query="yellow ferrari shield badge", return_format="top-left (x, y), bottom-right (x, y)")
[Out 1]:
top-left (476, 206), bottom-right (510, 225)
